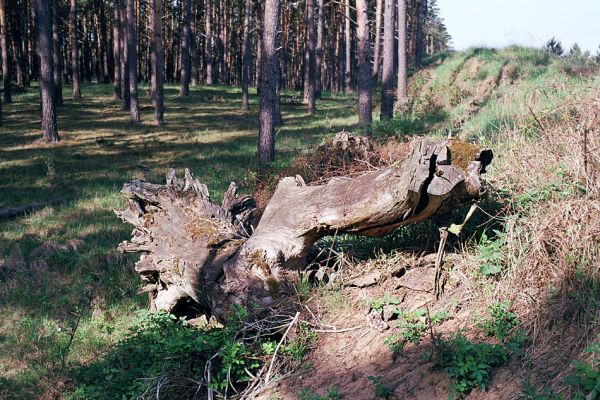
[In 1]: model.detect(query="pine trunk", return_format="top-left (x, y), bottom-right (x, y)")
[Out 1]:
top-left (204, 0), bottom-right (212, 84)
top-left (70, 0), bottom-right (81, 99)
top-left (315, 0), bottom-right (323, 98)
top-left (0, 0), bottom-right (10, 104)
top-left (34, 0), bottom-right (59, 142)
top-left (51, 0), bottom-right (63, 106)
top-left (113, 3), bottom-right (121, 100)
top-left (99, 0), bottom-right (109, 83)
top-left (258, 0), bottom-right (279, 167)
top-left (344, 0), bottom-right (351, 92)
top-left (126, 0), bottom-right (138, 122)
top-left (356, 0), bottom-right (372, 131)
top-left (415, 0), bottom-right (425, 68)
top-left (179, 0), bottom-right (191, 96)
top-left (150, 0), bottom-right (164, 125)
top-left (397, 0), bottom-right (408, 103)
top-left (380, 0), bottom-right (395, 120)
top-left (119, 1), bottom-right (130, 110)
top-left (240, 0), bottom-right (252, 111)
top-left (306, 0), bottom-right (316, 115)
top-left (373, 0), bottom-right (382, 80)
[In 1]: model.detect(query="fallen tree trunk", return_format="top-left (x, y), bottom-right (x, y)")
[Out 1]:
top-left (117, 138), bottom-right (492, 320)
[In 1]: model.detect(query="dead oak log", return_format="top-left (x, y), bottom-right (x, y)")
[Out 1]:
top-left (116, 138), bottom-right (492, 320)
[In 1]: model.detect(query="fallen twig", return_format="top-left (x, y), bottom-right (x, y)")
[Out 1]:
top-left (264, 311), bottom-right (300, 384)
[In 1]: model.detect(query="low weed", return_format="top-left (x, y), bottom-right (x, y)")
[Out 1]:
top-left (437, 331), bottom-right (510, 398)
top-left (73, 310), bottom-right (260, 399)
top-left (368, 375), bottom-right (395, 399)
top-left (565, 335), bottom-right (600, 399)
top-left (435, 302), bottom-right (527, 398)
top-left (282, 321), bottom-right (317, 367)
top-left (298, 386), bottom-right (343, 400)
top-left (385, 308), bottom-right (449, 359)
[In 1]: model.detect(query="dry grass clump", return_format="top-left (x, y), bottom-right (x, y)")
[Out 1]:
top-left (477, 88), bottom-right (600, 356)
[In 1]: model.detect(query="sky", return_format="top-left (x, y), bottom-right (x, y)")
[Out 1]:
top-left (436, 0), bottom-right (600, 53)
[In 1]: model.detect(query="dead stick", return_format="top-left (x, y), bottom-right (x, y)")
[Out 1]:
top-left (264, 312), bottom-right (300, 384)
top-left (434, 228), bottom-right (448, 299)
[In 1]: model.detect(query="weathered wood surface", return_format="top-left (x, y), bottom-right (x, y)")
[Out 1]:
top-left (117, 138), bottom-right (492, 319)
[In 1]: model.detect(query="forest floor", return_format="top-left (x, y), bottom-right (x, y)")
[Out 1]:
top-left (0, 83), bottom-right (358, 398)
top-left (1, 46), bottom-right (600, 400)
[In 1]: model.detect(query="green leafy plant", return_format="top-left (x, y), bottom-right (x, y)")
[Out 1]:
top-left (478, 301), bottom-right (521, 342)
top-left (366, 292), bottom-right (400, 312)
top-left (368, 375), bottom-right (395, 399)
top-left (282, 321), bottom-right (317, 366)
top-left (385, 309), bottom-right (449, 358)
top-left (436, 331), bottom-right (510, 398)
top-left (298, 386), bottom-right (343, 400)
top-left (518, 380), bottom-right (562, 400)
top-left (477, 230), bottom-right (507, 276)
top-left (73, 310), bottom-right (260, 399)
top-left (565, 337), bottom-right (600, 399)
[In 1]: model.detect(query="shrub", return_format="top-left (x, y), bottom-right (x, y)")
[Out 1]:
top-left (73, 310), bottom-right (260, 399)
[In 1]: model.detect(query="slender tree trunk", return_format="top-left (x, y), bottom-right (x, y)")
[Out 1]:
top-left (315, 0), bottom-right (323, 98)
top-left (205, 0), bottom-right (212, 84)
top-left (397, 0), bottom-right (408, 103)
top-left (119, 1), bottom-right (129, 110)
top-left (33, 0), bottom-right (59, 142)
top-left (414, 0), bottom-right (425, 68)
top-left (51, 0), bottom-right (62, 105)
top-left (190, 0), bottom-right (198, 86)
top-left (373, 0), bottom-right (382, 80)
top-left (125, 0), bottom-right (138, 122)
top-left (356, 0), bottom-right (371, 132)
top-left (258, 0), bottom-right (279, 167)
top-left (113, 2), bottom-right (121, 100)
top-left (150, 0), bottom-right (164, 124)
top-left (240, 0), bottom-right (252, 111)
top-left (380, 0), bottom-right (395, 120)
top-left (99, 0), bottom-right (109, 83)
top-left (179, 0), bottom-right (191, 96)
top-left (70, 0), bottom-right (81, 99)
top-left (344, 0), bottom-right (351, 92)
top-left (306, 0), bottom-right (316, 114)
top-left (82, 15), bottom-right (91, 82)
top-left (0, 0), bottom-right (10, 104)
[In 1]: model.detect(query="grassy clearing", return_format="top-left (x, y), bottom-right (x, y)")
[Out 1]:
top-left (0, 83), bottom-right (357, 398)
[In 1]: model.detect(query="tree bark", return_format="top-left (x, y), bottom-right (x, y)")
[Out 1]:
top-left (397, 0), bottom-right (408, 104)
top-left (150, 0), bottom-right (164, 125)
top-left (343, 0), bottom-right (351, 92)
top-left (356, 0), bottom-right (372, 132)
top-left (119, 0), bottom-right (129, 110)
top-left (179, 0), bottom-right (191, 96)
top-left (306, 0), bottom-right (316, 115)
top-left (117, 138), bottom-right (493, 319)
top-left (240, 0), bottom-right (252, 111)
top-left (204, 0), bottom-right (212, 84)
top-left (70, 0), bottom-right (81, 100)
top-left (51, 0), bottom-right (63, 106)
top-left (99, 0), bottom-right (109, 83)
top-left (414, 0), bottom-right (426, 68)
top-left (33, 0), bottom-right (59, 142)
top-left (380, 0), bottom-right (395, 120)
top-left (0, 0), bottom-right (11, 104)
top-left (258, 0), bottom-right (279, 167)
top-left (126, 0), bottom-right (139, 122)
top-left (113, 2), bottom-right (121, 100)
top-left (373, 0), bottom-right (382, 80)
top-left (315, 0), bottom-right (323, 98)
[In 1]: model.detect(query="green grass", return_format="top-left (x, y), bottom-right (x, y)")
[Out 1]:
top-left (0, 82), bottom-right (357, 398)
